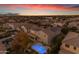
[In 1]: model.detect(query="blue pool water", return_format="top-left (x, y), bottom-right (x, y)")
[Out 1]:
top-left (32, 43), bottom-right (47, 54)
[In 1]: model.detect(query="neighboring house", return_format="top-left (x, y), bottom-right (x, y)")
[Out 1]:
top-left (59, 32), bottom-right (79, 54)
top-left (68, 22), bottom-right (79, 29)
top-left (53, 22), bottom-right (64, 27)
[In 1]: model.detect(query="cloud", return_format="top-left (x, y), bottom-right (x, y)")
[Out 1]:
top-left (0, 4), bottom-right (79, 15)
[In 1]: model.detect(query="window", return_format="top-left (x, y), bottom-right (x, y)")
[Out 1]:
top-left (74, 46), bottom-right (76, 50)
top-left (65, 44), bottom-right (70, 48)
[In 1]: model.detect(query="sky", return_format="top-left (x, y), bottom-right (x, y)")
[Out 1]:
top-left (0, 4), bottom-right (79, 15)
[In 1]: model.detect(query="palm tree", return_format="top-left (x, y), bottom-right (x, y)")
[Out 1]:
top-left (10, 31), bottom-right (33, 54)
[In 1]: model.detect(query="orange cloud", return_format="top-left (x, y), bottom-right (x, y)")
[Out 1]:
top-left (0, 4), bottom-right (79, 11)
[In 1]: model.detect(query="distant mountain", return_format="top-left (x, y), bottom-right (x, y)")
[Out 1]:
top-left (0, 13), bottom-right (19, 16)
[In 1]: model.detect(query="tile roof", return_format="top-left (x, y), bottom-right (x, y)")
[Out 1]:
top-left (62, 32), bottom-right (79, 47)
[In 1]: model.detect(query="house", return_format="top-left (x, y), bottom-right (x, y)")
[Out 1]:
top-left (30, 30), bottom-right (48, 44)
top-left (68, 22), bottom-right (79, 30)
top-left (53, 22), bottom-right (64, 27)
top-left (59, 32), bottom-right (79, 54)
top-left (30, 25), bottom-right (61, 45)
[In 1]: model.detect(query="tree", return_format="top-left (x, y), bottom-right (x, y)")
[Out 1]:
top-left (0, 42), bottom-right (6, 54)
top-left (9, 31), bottom-right (33, 54)
top-left (50, 33), bottom-right (65, 54)
top-left (70, 27), bottom-right (77, 32)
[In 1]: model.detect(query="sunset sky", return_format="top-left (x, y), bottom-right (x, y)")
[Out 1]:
top-left (0, 4), bottom-right (79, 15)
